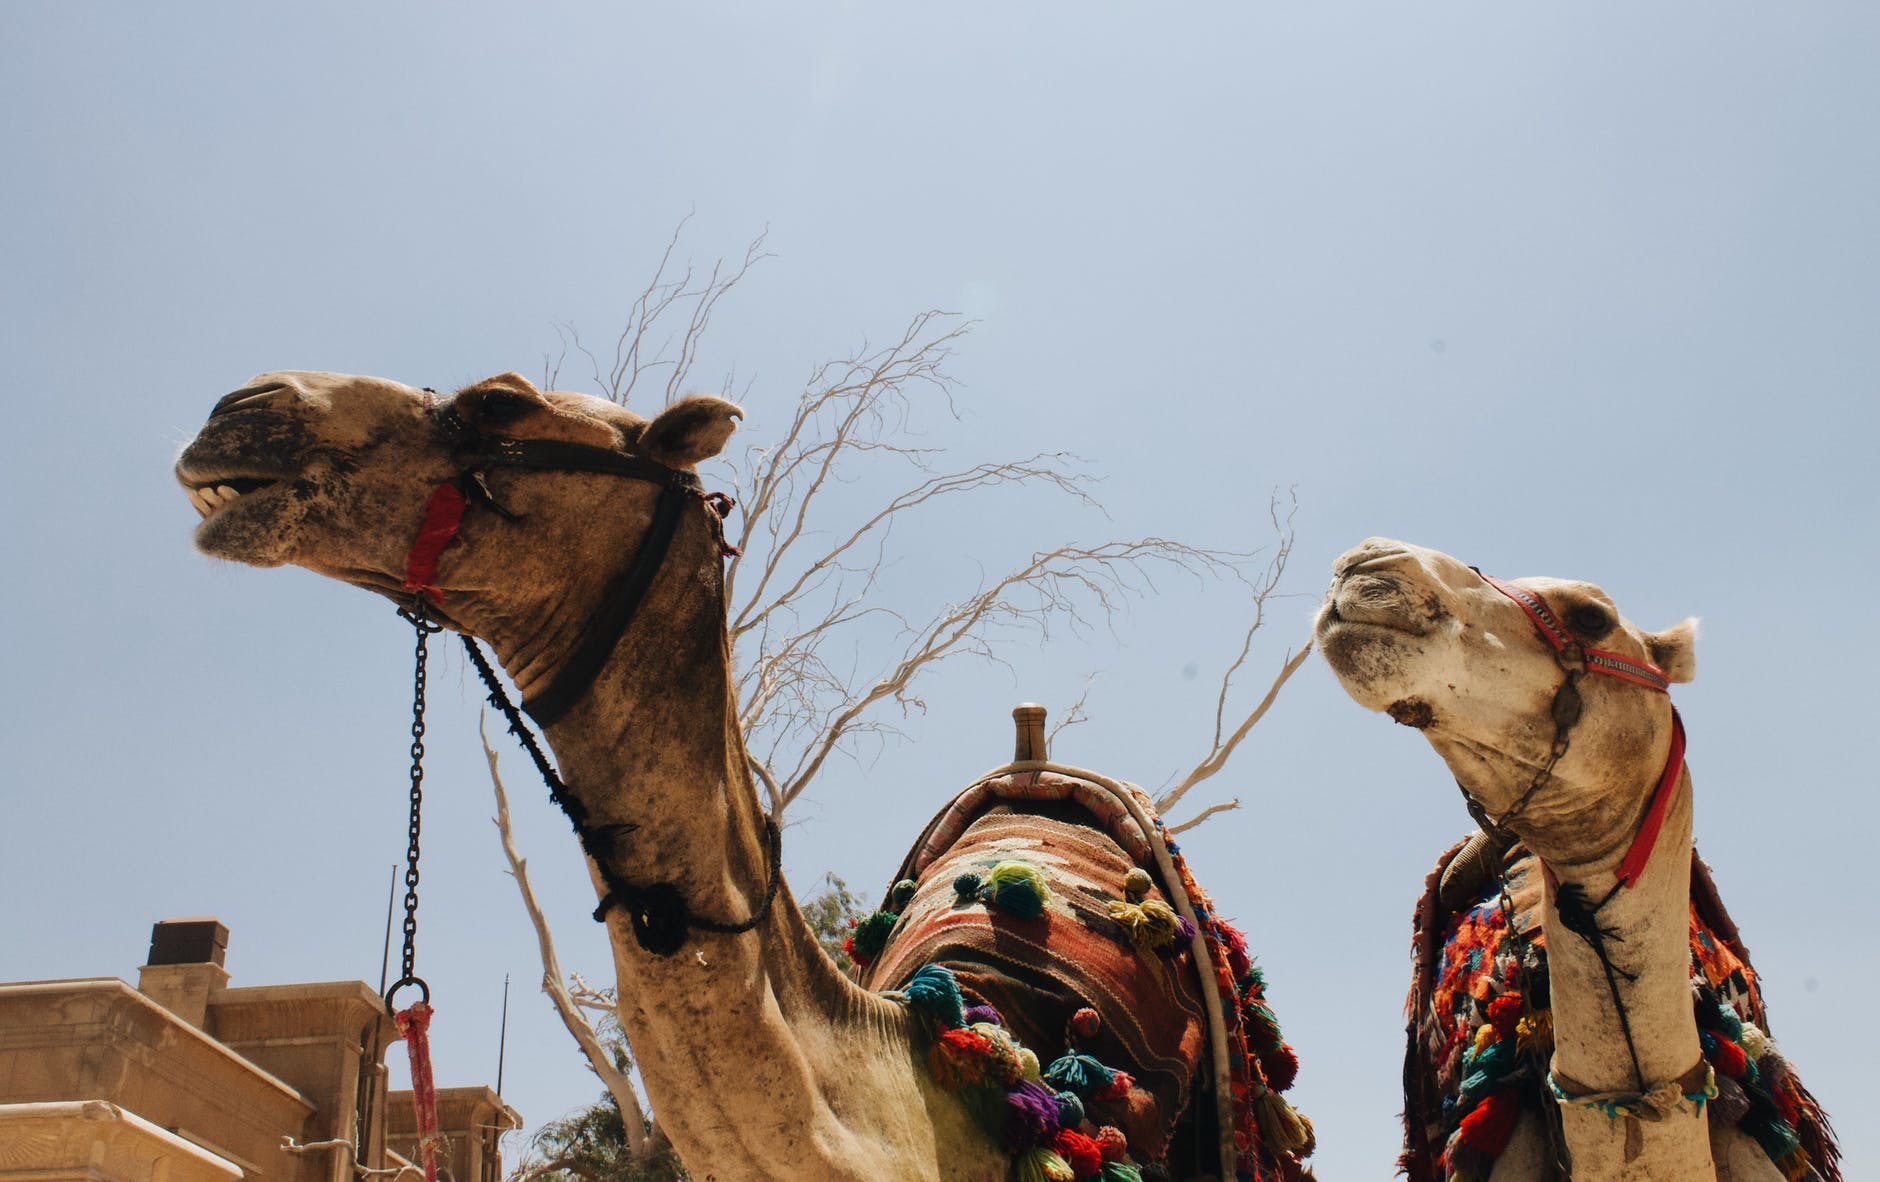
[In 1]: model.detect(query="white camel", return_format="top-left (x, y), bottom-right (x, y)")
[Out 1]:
top-left (1316, 538), bottom-right (1838, 1182)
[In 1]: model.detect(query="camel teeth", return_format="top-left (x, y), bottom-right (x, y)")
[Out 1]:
top-left (215, 484), bottom-right (240, 501)
top-left (188, 488), bottom-right (211, 517)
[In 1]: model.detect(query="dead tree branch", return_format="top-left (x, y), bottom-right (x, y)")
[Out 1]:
top-left (484, 718), bottom-right (652, 1158)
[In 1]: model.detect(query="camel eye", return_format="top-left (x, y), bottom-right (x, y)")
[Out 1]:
top-left (1565, 604), bottom-right (1613, 639)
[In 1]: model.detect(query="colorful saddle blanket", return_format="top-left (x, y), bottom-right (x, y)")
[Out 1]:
top-left (1403, 836), bottom-right (1840, 1182)
top-left (859, 768), bottom-right (1312, 1181)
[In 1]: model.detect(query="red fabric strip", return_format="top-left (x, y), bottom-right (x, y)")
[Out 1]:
top-left (1484, 577), bottom-right (1571, 652)
top-left (401, 483), bottom-right (468, 605)
top-left (1615, 710), bottom-right (1686, 889)
top-left (394, 1002), bottom-right (441, 1182)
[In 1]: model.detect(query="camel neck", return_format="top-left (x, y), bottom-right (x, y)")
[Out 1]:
top-left (1540, 767), bottom-right (1715, 1180)
top-left (484, 511), bottom-right (992, 1179)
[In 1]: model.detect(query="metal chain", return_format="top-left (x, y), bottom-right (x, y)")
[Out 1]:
top-left (388, 604), bottom-right (442, 1008)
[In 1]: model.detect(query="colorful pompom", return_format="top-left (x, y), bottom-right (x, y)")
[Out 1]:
top-left (975, 1022), bottom-right (1025, 1086)
top-left (1069, 1006), bottom-right (1101, 1041)
top-left (986, 861), bottom-right (1053, 919)
top-left (1108, 898), bottom-right (1184, 954)
top-left (1050, 1129), bottom-right (1104, 1177)
top-left (1094, 1126), bottom-right (1128, 1162)
top-left (928, 1026), bottom-right (992, 1091)
top-left (849, 909), bottom-right (900, 965)
top-left (1016, 1147), bottom-right (1076, 1182)
top-left (1054, 1090), bottom-right (1086, 1129)
top-left (1093, 1070), bottom-right (1133, 1102)
top-left (964, 1003), bottom-right (1005, 1026)
top-left (1457, 1087), bottom-right (1520, 1154)
top-left (1045, 1052), bottom-right (1113, 1098)
top-left (889, 878), bottom-right (918, 907)
top-left (1097, 1165), bottom-right (1143, 1182)
top-left (1122, 867), bottom-right (1154, 903)
top-left (1002, 1079), bottom-right (1063, 1151)
top-left (1486, 994), bottom-right (1523, 1043)
top-left (954, 871), bottom-right (983, 899)
top-left (904, 963), bottom-right (966, 1029)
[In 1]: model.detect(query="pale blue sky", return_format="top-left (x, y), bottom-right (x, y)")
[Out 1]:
top-left (3, 5), bottom-right (1875, 1177)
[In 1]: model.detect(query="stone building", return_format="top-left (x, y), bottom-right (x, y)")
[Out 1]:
top-left (0, 918), bottom-right (518, 1182)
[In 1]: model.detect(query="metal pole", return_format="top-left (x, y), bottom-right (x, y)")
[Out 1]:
top-left (496, 973), bottom-right (511, 1095)
top-left (377, 864), bottom-right (397, 996)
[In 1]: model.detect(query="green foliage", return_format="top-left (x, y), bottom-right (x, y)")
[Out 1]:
top-left (800, 872), bottom-right (869, 970)
top-left (524, 1090), bottom-right (686, 1182)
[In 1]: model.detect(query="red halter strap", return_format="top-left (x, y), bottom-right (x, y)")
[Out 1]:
top-left (400, 481), bottom-right (469, 606)
top-left (1482, 575), bottom-right (1685, 889)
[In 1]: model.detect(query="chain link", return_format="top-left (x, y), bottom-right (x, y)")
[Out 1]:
top-left (389, 605), bottom-right (442, 1008)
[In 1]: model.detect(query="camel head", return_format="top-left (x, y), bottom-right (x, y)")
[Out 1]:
top-left (175, 371), bottom-right (741, 673)
top-left (1316, 537), bottom-right (1697, 861)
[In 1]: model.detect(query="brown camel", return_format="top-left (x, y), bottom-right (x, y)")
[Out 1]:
top-left (175, 370), bottom-right (1313, 1182)
top-left (1315, 538), bottom-right (1837, 1182)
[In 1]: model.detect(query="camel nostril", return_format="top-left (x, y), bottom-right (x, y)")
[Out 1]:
top-left (211, 381), bottom-right (289, 419)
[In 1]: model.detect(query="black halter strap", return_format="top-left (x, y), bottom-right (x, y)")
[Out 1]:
top-left (407, 391), bottom-right (779, 958)
top-left (427, 397), bottom-right (707, 724)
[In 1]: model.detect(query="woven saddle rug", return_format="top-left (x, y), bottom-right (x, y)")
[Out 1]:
top-left (859, 768), bottom-right (1311, 1181)
top-left (1402, 836), bottom-right (1841, 1182)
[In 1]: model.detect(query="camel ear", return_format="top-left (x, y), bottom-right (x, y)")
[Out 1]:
top-left (456, 373), bottom-right (552, 426)
top-left (1646, 618), bottom-right (1698, 684)
top-left (642, 395), bottom-right (743, 466)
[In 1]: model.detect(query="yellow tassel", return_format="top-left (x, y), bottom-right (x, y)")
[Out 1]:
top-left (1516, 1010), bottom-right (1553, 1058)
top-left (1108, 898), bottom-right (1181, 953)
top-left (1255, 1090), bottom-right (1312, 1155)
top-left (1779, 1146), bottom-right (1812, 1182)
top-left (1473, 1025), bottom-right (1497, 1054)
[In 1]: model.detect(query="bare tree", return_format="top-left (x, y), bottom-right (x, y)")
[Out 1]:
top-left (496, 224), bottom-right (1306, 1176)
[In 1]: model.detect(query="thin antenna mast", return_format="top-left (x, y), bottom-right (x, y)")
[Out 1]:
top-left (496, 973), bottom-right (511, 1094)
top-left (377, 863), bottom-right (397, 995)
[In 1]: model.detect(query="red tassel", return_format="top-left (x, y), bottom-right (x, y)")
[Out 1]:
top-left (1457, 1088), bottom-right (1520, 1155)
top-left (1260, 1043), bottom-right (1300, 1093)
top-left (1051, 1129), bottom-right (1104, 1177)
top-left (928, 1026), bottom-right (992, 1091)
top-left (1486, 994), bottom-right (1523, 1043)
top-left (1710, 1035), bottom-right (1749, 1079)
top-left (1095, 1070), bottom-right (1134, 1101)
top-left (393, 1002), bottom-right (442, 1182)
top-left (1094, 1126), bottom-right (1129, 1162)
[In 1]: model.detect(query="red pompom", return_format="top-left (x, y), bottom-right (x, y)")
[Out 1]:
top-left (1457, 1088), bottom-right (1521, 1154)
top-left (1070, 1007), bottom-right (1102, 1041)
top-left (842, 935), bottom-right (868, 966)
top-left (1709, 1035), bottom-right (1749, 1079)
top-left (1095, 1070), bottom-right (1134, 1101)
top-left (1260, 1043), bottom-right (1300, 1093)
top-left (1094, 1126), bottom-right (1129, 1162)
top-left (1051, 1129), bottom-right (1104, 1177)
top-left (1486, 994), bottom-right (1523, 1043)
top-left (927, 1027), bottom-right (992, 1091)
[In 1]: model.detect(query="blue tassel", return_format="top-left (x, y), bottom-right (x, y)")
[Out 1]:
top-left (904, 963), bottom-right (966, 1029)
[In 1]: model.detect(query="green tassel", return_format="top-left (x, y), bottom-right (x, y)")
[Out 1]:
top-left (890, 878), bottom-right (919, 908)
top-left (985, 860), bottom-right (1052, 919)
top-left (850, 909), bottom-right (900, 963)
top-left (1099, 1165), bottom-right (1144, 1182)
top-left (1016, 1147), bottom-right (1075, 1182)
